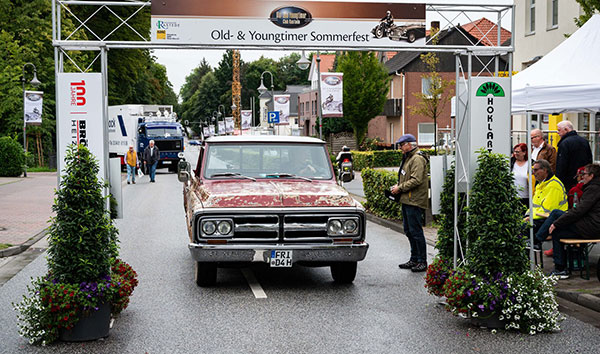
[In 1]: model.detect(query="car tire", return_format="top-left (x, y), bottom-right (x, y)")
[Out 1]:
top-left (331, 262), bottom-right (357, 283)
top-left (195, 262), bottom-right (217, 287)
top-left (407, 31), bottom-right (416, 43)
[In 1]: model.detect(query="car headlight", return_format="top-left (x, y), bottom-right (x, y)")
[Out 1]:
top-left (217, 221), bottom-right (232, 235)
top-left (343, 219), bottom-right (357, 233)
top-left (202, 221), bottom-right (216, 235)
top-left (327, 217), bottom-right (359, 236)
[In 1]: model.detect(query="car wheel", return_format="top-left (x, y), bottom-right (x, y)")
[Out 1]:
top-left (195, 262), bottom-right (217, 287)
top-left (331, 262), bottom-right (357, 283)
top-left (407, 31), bottom-right (416, 43)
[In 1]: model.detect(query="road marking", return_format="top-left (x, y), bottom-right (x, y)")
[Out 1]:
top-left (242, 268), bottom-right (267, 299)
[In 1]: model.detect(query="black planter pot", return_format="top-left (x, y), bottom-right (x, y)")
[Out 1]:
top-left (470, 308), bottom-right (506, 329)
top-left (59, 303), bottom-right (111, 342)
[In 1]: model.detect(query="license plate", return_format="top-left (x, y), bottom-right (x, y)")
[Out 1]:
top-left (162, 160), bottom-right (172, 164)
top-left (270, 250), bottom-right (293, 267)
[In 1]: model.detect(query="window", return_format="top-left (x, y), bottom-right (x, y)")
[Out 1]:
top-left (547, 0), bottom-right (558, 29)
top-left (421, 77), bottom-right (440, 98)
top-left (528, 0), bottom-right (536, 34)
top-left (418, 123), bottom-right (435, 145)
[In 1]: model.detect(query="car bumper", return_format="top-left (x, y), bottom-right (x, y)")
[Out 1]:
top-left (188, 242), bottom-right (369, 263)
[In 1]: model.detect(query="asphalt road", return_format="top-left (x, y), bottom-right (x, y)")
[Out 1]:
top-left (1, 147), bottom-right (600, 353)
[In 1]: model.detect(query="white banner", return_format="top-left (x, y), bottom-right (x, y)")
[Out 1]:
top-left (151, 1), bottom-right (425, 49)
top-left (57, 73), bottom-right (105, 181)
top-left (225, 117), bottom-right (234, 133)
top-left (209, 124), bottom-right (215, 136)
top-left (218, 121), bottom-right (225, 135)
top-left (24, 91), bottom-right (43, 125)
top-left (458, 77), bottom-right (511, 187)
top-left (273, 95), bottom-right (290, 125)
top-left (320, 73), bottom-right (344, 117)
top-left (241, 110), bottom-right (252, 130)
top-left (203, 127), bottom-right (210, 137)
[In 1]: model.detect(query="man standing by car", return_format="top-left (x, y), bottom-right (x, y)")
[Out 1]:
top-left (143, 140), bottom-right (160, 183)
top-left (555, 120), bottom-right (592, 191)
top-left (391, 134), bottom-right (429, 272)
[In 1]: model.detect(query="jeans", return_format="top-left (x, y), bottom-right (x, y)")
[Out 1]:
top-left (149, 161), bottom-right (158, 182)
top-left (401, 204), bottom-right (427, 263)
top-left (534, 209), bottom-right (565, 243)
top-left (551, 222), bottom-right (579, 269)
top-left (126, 164), bottom-right (136, 183)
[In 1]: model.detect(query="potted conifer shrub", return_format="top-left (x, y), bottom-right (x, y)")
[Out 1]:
top-left (437, 150), bottom-right (561, 333)
top-left (14, 144), bottom-right (138, 345)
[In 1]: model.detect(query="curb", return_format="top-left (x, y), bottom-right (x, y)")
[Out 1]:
top-left (0, 228), bottom-right (48, 258)
top-left (556, 290), bottom-right (600, 313)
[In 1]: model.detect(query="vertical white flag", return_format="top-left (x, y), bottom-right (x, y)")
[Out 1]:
top-left (24, 91), bottom-right (43, 125)
top-left (320, 73), bottom-right (343, 117)
top-left (241, 110), bottom-right (252, 130)
top-left (274, 95), bottom-right (290, 125)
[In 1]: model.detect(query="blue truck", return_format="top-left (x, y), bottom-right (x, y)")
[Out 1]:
top-left (108, 105), bottom-right (184, 172)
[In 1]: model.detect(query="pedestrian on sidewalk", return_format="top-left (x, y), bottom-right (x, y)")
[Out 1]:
top-left (391, 134), bottom-right (429, 272)
top-left (126, 145), bottom-right (138, 184)
top-left (143, 140), bottom-right (160, 183)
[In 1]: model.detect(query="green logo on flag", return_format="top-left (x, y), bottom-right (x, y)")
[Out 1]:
top-left (476, 82), bottom-right (505, 97)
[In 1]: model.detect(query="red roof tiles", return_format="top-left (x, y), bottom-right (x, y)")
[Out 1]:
top-left (461, 17), bottom-right (511, 46)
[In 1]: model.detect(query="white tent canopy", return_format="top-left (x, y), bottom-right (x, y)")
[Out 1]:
top-left (512, 14), bottom-right (600, 114)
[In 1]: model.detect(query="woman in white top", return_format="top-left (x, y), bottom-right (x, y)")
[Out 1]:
top-left (510, 143), bottom-right (530, 207)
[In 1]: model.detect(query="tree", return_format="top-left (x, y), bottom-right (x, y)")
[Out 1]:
top-left (574, 0), bottom-right (600, 27)
top-left (180, 59), bottom-right (212, 103)
top-left (336, 52), bottom-right (389, 147)
top-left (409, 28), bottom-right (454, 155)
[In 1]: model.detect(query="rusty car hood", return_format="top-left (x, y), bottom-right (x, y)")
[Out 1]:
top-left (195, 180), bottom-right (356, 208)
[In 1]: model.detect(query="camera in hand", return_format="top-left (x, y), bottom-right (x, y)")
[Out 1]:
top-left (385, 189), bottom-right (400, 202)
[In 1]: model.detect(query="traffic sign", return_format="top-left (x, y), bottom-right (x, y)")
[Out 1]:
top-left (267, 111), bottom-right (280, 124)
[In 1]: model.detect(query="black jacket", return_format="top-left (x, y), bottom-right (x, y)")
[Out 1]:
top-left (553, 177), bottom-right (600, 239)
top-left (556, 130), bottom-right (592, 191)
top-left (143, 145), bottom-right (160, 165)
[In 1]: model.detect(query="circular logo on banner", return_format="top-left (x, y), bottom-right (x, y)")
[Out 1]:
top-left (270, 7), bottom-right (312, 29)
top-left (323, 76), bottom-right (341, 86)
top-left (275, 96), bottom-right (289, 104)
top-left (476, 82), bottom-right (505, 97)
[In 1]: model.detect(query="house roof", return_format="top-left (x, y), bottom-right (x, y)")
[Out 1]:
top-left (460, 17), bottom-right (511, 46)
top-left (318, 54), bottom-right (336, 72)
top-left (384, 52), bottom-right (421, 74)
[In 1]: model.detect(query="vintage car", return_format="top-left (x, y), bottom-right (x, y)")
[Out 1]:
top-left (177, 136), bottom-right (368, 286)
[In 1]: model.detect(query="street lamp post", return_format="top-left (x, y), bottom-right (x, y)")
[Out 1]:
top-left (296, 51), bottom-right (322, 139)
top-left (213, 111), bottom-right (219, 135)
top-left (257, 71), bottom-right (274, 131)
top-left (21, 63), bottom-right (42, 178)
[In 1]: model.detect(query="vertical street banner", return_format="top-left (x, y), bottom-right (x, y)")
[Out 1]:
top-left (203, 127), bottom-right (210, 138)
top-left (218, 121), bottom-right (225, 134)
top-left (24, 91), bottom-right (43, 125)
top-left (273, 95), bottom-right (290, 125)
top-left (225, 117), bottom-right (234, 133)
top-left (321, 73), bottom-right (343, 117)
top-left (241, 110), bottom-right (252, 130)
top-left (56, 73), bottom-right (105, 180)
top-left (463, 77), bottom-right (511, 183)
top-left (209, 125), bottom-right (215, 136)
top-left (151, 1), bottom-right (426, 49)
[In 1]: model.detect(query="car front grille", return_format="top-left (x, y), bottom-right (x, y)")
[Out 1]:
top-left (154, 139), bottom-right (182, 152)
top-left (195, 212), bottom-right (363, 243)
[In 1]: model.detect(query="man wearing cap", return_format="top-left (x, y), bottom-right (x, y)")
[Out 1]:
top-left (391, 134), bottom-right (429, 272)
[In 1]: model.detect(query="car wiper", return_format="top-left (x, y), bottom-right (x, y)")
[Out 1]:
top-left (210, 172), bottom-right (256, 181)
top-left (265, 173), bottom-right (313, 182)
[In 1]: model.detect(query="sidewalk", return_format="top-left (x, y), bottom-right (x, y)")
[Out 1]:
top-left (1, 172), bottom-right (600, 318)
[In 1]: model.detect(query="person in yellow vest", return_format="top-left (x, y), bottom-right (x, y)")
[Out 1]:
top-left (126, 145), bottom-right (138, 184)
top-left (524, 159), bottom-right (568, 246)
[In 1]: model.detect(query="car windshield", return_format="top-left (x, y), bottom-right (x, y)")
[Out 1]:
top-left (147, 127), bottom-right (182, 138)
top-left (204, 143), bottom-right (333, 180)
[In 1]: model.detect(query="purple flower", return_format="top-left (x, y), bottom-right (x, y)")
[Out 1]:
top-left (474, 286), bottom-right (480, 291)
top-left (490, 304), bottom-right (495, 311)
top-left (478, 305), bottom-right (485, 310)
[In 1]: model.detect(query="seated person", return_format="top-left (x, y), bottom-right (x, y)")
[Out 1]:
top-left (287, 148), bottom-right (317, 176)
top-left (534, 163), bottom-right (600, 279)
top-left (523, 159), bottom-right (568, 237)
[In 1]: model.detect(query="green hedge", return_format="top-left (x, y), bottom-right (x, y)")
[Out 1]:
top-left (361, 168), bottom-right (402, 219)
top-left (0, 136), bottom-right (25, 177)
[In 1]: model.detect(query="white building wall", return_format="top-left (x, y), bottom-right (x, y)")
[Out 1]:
top-left (512, 0), bottom-right (582, 132)
top-left (513, 0), bottom-right (581, 70)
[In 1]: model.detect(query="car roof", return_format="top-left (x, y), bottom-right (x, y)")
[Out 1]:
top-left (205, 135), bottom-right (325, 144)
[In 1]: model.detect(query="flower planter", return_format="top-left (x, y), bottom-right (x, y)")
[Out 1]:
top-left (59, 303), bottom-right (111, 342)
top-left (470, 308), bottom-right (506, 330)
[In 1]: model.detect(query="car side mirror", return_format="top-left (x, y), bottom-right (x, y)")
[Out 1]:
top-left (178, 159), bottom-right (191, 183)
